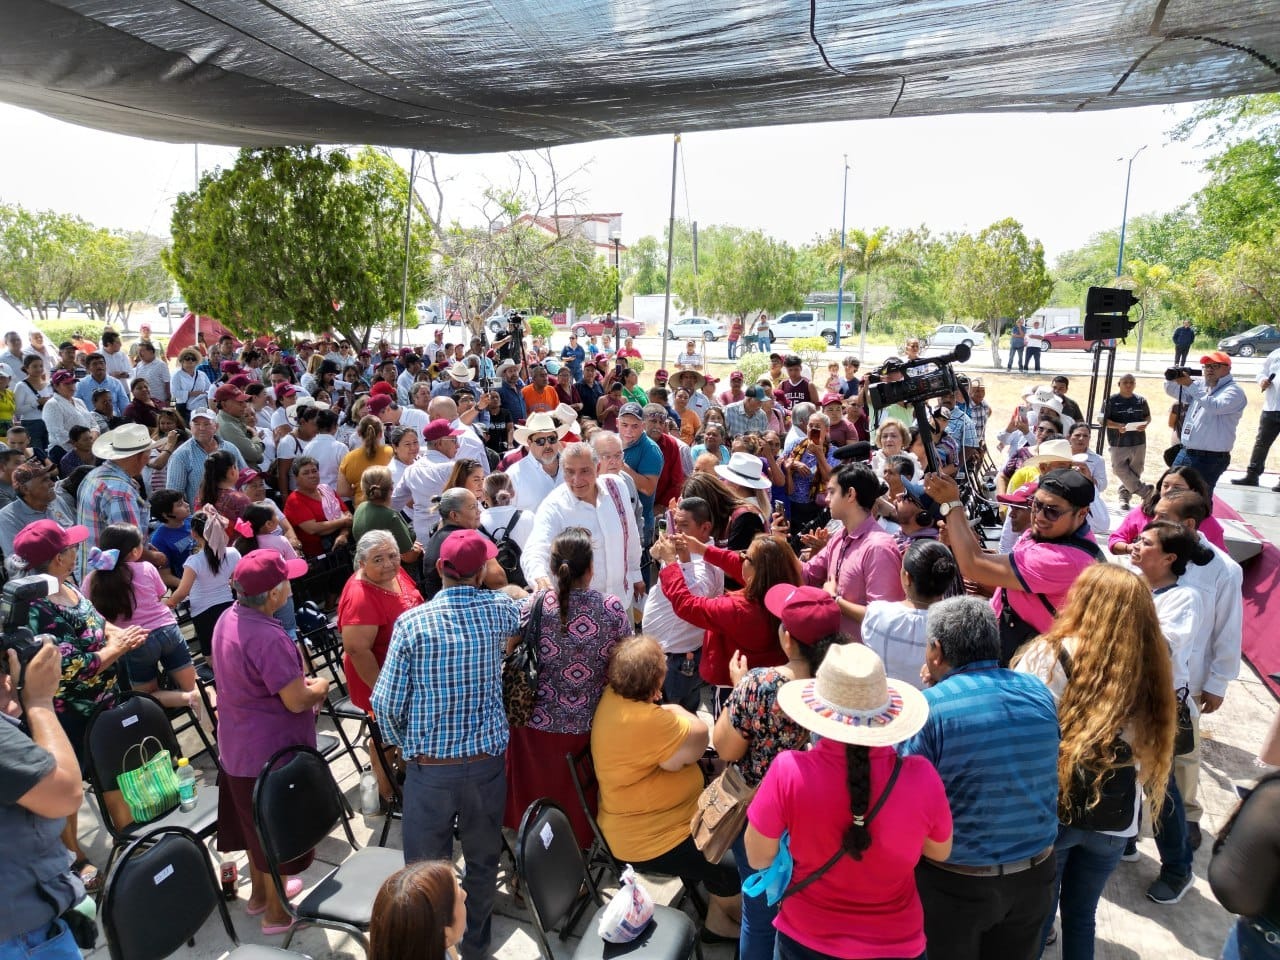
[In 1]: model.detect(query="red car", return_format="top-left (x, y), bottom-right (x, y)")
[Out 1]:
top-left (1041, 325), bottom-right (1100, 351)
top-left (557, 314), bottom-right (646, 338)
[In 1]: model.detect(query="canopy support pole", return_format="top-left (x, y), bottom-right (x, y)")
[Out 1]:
top-left (398, 149), bottom-right (417, 349)
top-left (660, 134), bottom-right (680, 372)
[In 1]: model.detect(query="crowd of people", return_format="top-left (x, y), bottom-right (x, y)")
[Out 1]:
top-left (0, 321), bottom-right (1273, 960)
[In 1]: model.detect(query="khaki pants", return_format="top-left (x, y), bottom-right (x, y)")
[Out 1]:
top-left (1110, 442), bottom-right (1147, 498)
top-left (1172, 707), bottom-right (1202, 824)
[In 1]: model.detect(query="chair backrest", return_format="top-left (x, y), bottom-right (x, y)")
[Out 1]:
top-left (86, 693), bottom-right (182, 793)
top-left (101, 826), bottom-right (238, 960)
top-left (516, 800), bottom-right (596, 936)
top-left (253, 745), bottom-right (354, 866)
top-left (566, 746), bottom-right (614, 862)
top-left (367, 716), bottom-right (403, 802)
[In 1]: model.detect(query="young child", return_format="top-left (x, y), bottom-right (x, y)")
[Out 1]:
top-left (150, 489), bottom-right (194, 590)
top-left (232, 504), bottom-right (300, 638)
top-left (84, 523), bottom-right (201, 713)
top-left (166, 512), bottom-right (241, 654)
top-left (237, 468), bottom-right (304, 554)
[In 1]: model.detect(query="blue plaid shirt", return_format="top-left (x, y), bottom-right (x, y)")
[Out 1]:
top-left (371, 585), bottom-right (520, 759)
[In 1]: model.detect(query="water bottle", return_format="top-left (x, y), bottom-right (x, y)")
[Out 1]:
top-left (360, 772), bottom-right (380, 815)
top-left (176, 757), bottom-right (197, 811)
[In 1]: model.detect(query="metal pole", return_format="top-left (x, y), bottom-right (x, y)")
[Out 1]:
top-left (660, 134), bottom-right (680, 372)
top-left (1117, 144), bottom-right (1146, 369)
top-left (613, 238), bottom-right (621, 354)
top-left (834, 155), bottom-right (849, 350)
top-left (193, 144), bottom-right (199, 345)
top-left (398, 150), bottom-right (417, 348)
top-left (858, 263), bottom-right (870, 360)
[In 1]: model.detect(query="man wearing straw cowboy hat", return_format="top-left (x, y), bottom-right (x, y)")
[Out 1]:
top-left (900, 597), bottom-right (1060, 960)
top-left (744, 639), bottom-right (951, 960)
top-left (507, 411), bottom-right (570, 511)
top-left (76, 423), bottom-right (168, 579)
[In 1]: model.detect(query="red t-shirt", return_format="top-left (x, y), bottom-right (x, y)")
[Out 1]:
top-left (284, 490), bottom-right (329, 558)
top-left (336, 569), bottom-right (424, 713)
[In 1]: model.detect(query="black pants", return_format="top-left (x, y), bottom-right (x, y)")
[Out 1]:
top-left (915, 853), bottom-right (1056, 960)
top-left (631, 835), bottom-right (740, 897)
top-left (1173, 345), bottom-right (1191, 367)
top-left (1023, 347), bottom-right (1042, 372)
top-left (1246, 410), bottom-right (1280, 478)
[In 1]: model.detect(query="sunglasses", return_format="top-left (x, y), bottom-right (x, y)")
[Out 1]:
top-left (1029, 499), bottom-right (1071, 522)
top-left (530, 435), bottom-right (559, 447)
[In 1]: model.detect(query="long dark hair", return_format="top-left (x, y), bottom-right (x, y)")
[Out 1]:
top-left (88, 523), bottom-right (144, 623)
top-left (551, 527), bottom-right (593, 636)
top-left (1142, 465), bottom-right (1211, 518)
top-left (681, 471), bottom-right (751, 539)
top-left (1142, 520), bottom-right (1215, 576)
top-left (843, 744), bottom-right (874, 859)
top-left (189, 513), bottom-right (223, 576)
top-left (198, 450), bottom-right (238, 509)
top-left (368, 860), bottom-right (457, 960)
top-left (233, 503), bottom-right (276, 555)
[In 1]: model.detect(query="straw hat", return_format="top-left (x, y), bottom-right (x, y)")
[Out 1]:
top-left (1020, 438), bottom-right (1074, 470)
top-left (512, 412), bottom-right (571, 446)
top-left (777, 643), bottom-right (929, 747)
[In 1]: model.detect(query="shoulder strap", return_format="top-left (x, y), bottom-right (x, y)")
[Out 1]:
top-left (780, 755), bottom-right (903, 902)
top-left (1056, 646), bottom-right (1073, 681)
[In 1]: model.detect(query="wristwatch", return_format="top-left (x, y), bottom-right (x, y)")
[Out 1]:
top-left (939, 500), bottom-right (964, 517)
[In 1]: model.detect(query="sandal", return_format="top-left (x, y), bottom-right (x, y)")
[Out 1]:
top-left (261, 919), bottom-right (298, 936)
top-left (246, 876), bottom-right (304, 915)
top-left (72, 859), bottom-right (103, 894)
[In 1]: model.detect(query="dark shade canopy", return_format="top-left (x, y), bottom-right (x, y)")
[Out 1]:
top-left (3, 0), bottom-right (1279, 152)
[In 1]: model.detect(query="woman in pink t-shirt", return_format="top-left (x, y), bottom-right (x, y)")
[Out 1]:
top-left (745, 644), bottom-right (952, 960)
top-left (1108, 464), bottom-right (1226, 555)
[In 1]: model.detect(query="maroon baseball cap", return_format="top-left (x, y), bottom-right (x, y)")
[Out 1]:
top-left (13, 520), bottom-right (90, 568)
top-left (997, 481), bottom-right (1039, 507)
top-left (220, 361), bottom-right (242, 374)
top-left (228, 374), bottom-right (251, 388)
top-left (764, 584), bottom-right (841, 645)
top-left (370, 381), bottom-right (397, 399)
top-left (235, 468), bottom-right (262, 490)
top-left (821, 393), bottom-right (843, 406)
top-left (214, 384), bottom-right (248, 403)
top-left (421, 418), bottom-right (464, 442)
top-left (51, 369), bottom-right (76, 387)
top-left (367, 394), bottom-right (394, 416)
top-left (274, 383), bottom-right (298, 400)
top-left (233, 549), bottom-right (308, 596)
top-left (438, 529), bottom-right (497, 580)
top-left (730, 370), bottom-right (744, 381)
top-left (654, 368), bottom-right (669, 381)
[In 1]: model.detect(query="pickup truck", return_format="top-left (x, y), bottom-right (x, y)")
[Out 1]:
top-left (773, 310), bottom-right (854, 345)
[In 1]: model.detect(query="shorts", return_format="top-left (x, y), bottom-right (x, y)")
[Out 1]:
top-left (121, 622), bottom-right (193, 686)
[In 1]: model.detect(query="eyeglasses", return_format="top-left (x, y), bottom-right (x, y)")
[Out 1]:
top-left (530, 435), bottom-right (559, 447)
top-left (1029, 499), bottom-right (1071, 522)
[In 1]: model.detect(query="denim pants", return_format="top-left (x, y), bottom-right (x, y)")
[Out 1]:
top-left (0, 919), bottom-right (82, 960)
top-left (121, 622), bottom-right (193, 686)
top-left (1038, 824), bottom-right (1128, 960)
top-left (403, 755), bottom-right (506, 960)
top-left (1024, 347), bottom-right (1042, 372)
top-left (728, 339), bottom-right (739, 360)
top-left (1007, 345), bottom-right (1024, 371)
top-left (1222, 917), bottom-right (1280, 960)
top-left (732, 832), bottom-right (776, 960)
top-left (1172, 447), bottom-right (1231, 494)
top-left (1154, 770), bottom-right (1193, 881)
top-left (776, 931), bottom-right (925, 960)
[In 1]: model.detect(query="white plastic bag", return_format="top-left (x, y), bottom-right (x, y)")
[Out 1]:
top-left (597, 865), bottom-right (655, 943)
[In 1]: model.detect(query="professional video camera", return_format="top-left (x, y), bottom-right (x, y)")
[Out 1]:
top-left (0, 575), bottom-right (58, 690)
top-left (867, 343), bottom-right (973, 474)
top-left (1165, 366), bottom-right (1202, 382)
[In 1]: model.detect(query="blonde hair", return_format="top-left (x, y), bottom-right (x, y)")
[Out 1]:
top-left (876, 420), bottom-right (907, 446)
top-left (1019, 564), bottom-right (1175, 818)
top-left (361, 465), bottom-right (393, 504)
top-left (358, 415), bottom-right (385, 460)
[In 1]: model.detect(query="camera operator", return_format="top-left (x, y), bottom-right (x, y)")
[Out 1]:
top-left (1164, 351), bottom-right (1247, 493)
top-left (0, 640), bottom-right (87, 959)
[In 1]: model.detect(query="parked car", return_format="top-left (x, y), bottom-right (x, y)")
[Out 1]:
top-left (1219, 324), bottom-right (1280, 358)
top-left (1040, 325), bottom-right (1099, 351)
top-left (925, 323), bottom-right (987, 350)
top-left (667, 315), bottom-right (727, 341)
top-left (567, 314), bottom-right (645, 338)
top-left (773, 310), bottom-right (853, 345)
top-left (415, 302), bottom-right (438, 324)
top-left (156, 298), bottom-right (187, 318)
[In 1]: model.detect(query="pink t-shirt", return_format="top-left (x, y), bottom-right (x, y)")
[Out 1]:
top-left (87, 561), bottom-right (179, 632)
top-left (1108, 503), bottom-right (1227, 553)
top-left (992, 530), bottom-right (1100, 635)
top-left (748, 740), bottom-right (951, 959)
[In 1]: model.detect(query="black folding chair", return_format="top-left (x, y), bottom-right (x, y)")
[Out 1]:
top-left (100, 825), bottom-right (292, 960)
top-left (517, 799), bottom-right (697, 960)
top-left (252, 745), bottom-right (402, 951)
top-left (84, 693), bottom-right (221, 876)
top-left (367, 716), bottom-right (403, 847)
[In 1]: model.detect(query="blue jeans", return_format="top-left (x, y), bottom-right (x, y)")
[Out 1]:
top-left (1007, 344), bottom-right (1024, 371)
top-left (403, 755), bottom-right (506, 960)
top-left (1222, 917), bottom-right (1280, 960)
top-left (0, 919), bottom-right (82, 960)
top-left (1154, 770), bottom-right (1193, 880)
top-left (776, 931), bottom-right (925, 960)
top-left (1024, 347), bottom-right (1042, 372)
top-left (758, 334), bottom-right (771, 352)
top-left (1038, 825), bottom-right (1127, 960)
top-left (728, 340), bottom-right (739, 360)
top-left (274, 596), bottom-right (297, 639)
top-left (732, 832), bottom-right (776, 960)
top-left (1172, 447), bottom-right (1231, 494)
top-left (122, 622), bottom-right (193, 686)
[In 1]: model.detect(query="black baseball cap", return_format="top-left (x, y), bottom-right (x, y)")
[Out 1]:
top-left (1038, 468), bottom-right (1095, 508)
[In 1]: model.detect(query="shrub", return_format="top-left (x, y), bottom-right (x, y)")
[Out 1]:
top-left (37, 318), bottom-right (106, 345)
top-left (735, 352), bottom-right (771, 385)
top-left (528, 316), bottom-right (554, 339)
top-left (791, 336), bottom-right (830, 371)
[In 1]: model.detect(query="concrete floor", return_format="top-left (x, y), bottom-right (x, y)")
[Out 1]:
top-left (76, 479), bottom-right (1279, 960)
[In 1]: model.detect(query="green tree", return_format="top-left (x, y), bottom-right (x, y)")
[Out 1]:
top-left (703, 229), bottom-right (813, 321)
top-left (163, 146), bottom-right (432, 346)
top-left (946, 218), bottom-right (1054, 363)
top-left (622, 234), bottom-right (665, 297)
top-left (0, 204), bottom-right (95, 319)
top-left (76, 230), bottom-right (170, 328)
top-left (819, 226), bottom-right (912, 344)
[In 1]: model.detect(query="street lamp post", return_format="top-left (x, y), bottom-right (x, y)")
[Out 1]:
top-left (1117, 144), bottom-right (1147, 367)
top-left (611, 232), bottom-right (622, 354)
top-left (834, 155), bottom-right (849, 350)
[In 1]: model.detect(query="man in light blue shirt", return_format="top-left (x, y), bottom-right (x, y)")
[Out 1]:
top-left (1164, 351), bottom-right (1247, 492)
top-left (74, 353), bottom-right (129, 416)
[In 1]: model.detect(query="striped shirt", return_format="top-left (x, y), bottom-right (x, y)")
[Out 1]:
top-left (165, 437), bottom-right (247, 506)
top-left (371, 585), bottom-right (520, 759)
top-left (900, 660), bottom-right (1059, 866)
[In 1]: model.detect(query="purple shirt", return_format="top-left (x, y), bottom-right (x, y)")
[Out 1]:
top-left (803, 514), bottom-right (905, 641)
top-left (209, 602), bottom-right (315, 777)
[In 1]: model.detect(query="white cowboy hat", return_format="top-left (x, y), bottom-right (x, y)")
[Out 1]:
top-left (552, 403), bottom-right (579, 424)
top-left (715, 451), bottom-right (772, 490)
top-left (1024, 387), bottom-right (1063, 413)
top-left (1020, 438), bottom-right (1075, 470)
top-left (512, 412), bottom-right (571, 447)
top-left (92, 423), bottom-right (159, 461)
top-left (777, 643), bottom-right (929, 747)
top-left (285, 396), bottom-right (331, 425)
top-left (446, 364), bottom-right (475, 382)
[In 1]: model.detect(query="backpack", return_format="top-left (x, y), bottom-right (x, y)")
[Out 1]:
top-left (485, 510), bottom-right (527, 588)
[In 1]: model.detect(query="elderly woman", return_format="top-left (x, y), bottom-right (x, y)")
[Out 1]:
top-left (10, 520), bottom-right (147, 892)
top-left (352, 466), bottom-right (422, 568)
top-left (503, 528), bottom-right (631, 846)
top-left (41, 369), bottom-right (95, 459)
top-left (591, 635), bottom-right (741, 938)
top-left (212, 549), bottom-right (326, 936)
top-left (691, 423), bottom-right (730, 466)
top-left (196, 449), bottom-right (252, 524)
top-left (870, 420), bottom-right (921, 481)
top-left (284, 455), bottom-right (353, 558)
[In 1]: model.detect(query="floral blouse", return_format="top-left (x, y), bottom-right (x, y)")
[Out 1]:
top-left (28, 589), bottom-right (119, 719)
top-left (725, 666), bottom-right (810, 787)
top-left (520, 588), bottom-right (630, 735)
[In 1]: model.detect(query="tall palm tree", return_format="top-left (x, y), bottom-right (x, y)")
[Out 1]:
top-left (825, 226), bottom-right (912, 356)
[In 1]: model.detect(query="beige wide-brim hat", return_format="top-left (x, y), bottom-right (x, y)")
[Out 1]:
top-left (1021, 438), bottom-right (1074, 470)
top-left (777, 643), bottom-right (929, 747)
top-left (675, 368), bottom-right (705, 389)
top-left (447, 364), bottom-right (475, 382)
top-left (92, 423), bottom-right (159, 461)
top-left (512, 411), bottom-right (571, 446)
